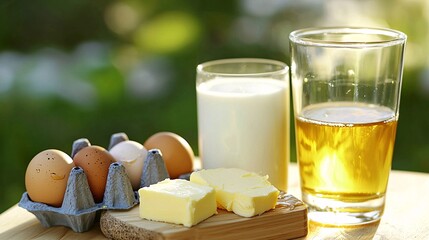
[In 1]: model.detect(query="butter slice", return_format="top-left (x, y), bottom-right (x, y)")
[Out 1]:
top-left (190, 168), bottom-right (279, 217)
top-left (138, 179), bottom-right (217, 227)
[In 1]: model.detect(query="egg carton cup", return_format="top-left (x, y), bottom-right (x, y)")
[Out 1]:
top-left (19, 132), bottom-right (170, 232)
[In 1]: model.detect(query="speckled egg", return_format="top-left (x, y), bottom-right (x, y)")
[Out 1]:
top-left (25, 149), bottom-right (75, 207)
top-left (73, 146), bottom-right (114, 203)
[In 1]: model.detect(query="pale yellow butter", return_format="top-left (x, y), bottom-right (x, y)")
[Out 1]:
top-left (190, 168), bottom-right (279, 217)
top-left (138, 179), bottom-right (217, 227)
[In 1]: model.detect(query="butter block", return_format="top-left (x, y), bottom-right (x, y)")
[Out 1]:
top-left (138, 179), bottom-right (217, 227)
top-left (190, 168), bottom-right (279, 217)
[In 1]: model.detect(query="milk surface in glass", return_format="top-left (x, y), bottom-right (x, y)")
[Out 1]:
top-left (197, 77), bottom-right (289, 191)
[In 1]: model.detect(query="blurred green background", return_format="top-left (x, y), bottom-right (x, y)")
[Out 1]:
top-left (1, 0), bottom-right (428, 213)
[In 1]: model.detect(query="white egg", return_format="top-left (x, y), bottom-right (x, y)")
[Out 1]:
top-left (109, 141), bottom-right (147, 190)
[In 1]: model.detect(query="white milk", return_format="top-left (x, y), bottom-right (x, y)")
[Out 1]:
top-left (197, 77), bottom-right (289, 191)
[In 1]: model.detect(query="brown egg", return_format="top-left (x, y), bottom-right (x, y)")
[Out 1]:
top-left (25, 149), bottom-right (75, 207)
top-left (144, 132), bottom-right (194, 178)
top-left (73, 146), bottom-right (114, 203)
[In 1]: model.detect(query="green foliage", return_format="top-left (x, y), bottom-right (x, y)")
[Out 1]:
top-left (1, 0), bottom-right (429, 214)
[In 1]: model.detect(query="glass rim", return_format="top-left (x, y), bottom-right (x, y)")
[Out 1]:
top-left (289, 27), bottom-right (407, 48)
top-left (197, 58), bottom-right (289, 77)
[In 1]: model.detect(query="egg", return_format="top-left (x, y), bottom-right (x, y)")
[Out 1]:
top-left (144, 132), bottom-right (194, 178)
top-left (109, 141), bottom-right (148, 190)
top-left (73, 146), bottom-right (114, 203)
top-left (25, 149), bottom-right (75, 207)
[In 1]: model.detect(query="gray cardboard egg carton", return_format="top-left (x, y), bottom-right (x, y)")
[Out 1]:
top-left (18, 133), bottom-right (169, 232)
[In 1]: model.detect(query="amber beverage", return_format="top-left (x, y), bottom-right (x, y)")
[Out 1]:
top-left (290, 27), bottom-right (406, 225)
top-left (296, 102), bottom-right (397, 207)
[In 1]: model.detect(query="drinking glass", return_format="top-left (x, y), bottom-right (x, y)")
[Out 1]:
top-left (196, 58), bottom-right (290, 191)
top-left (289, 28), bottom-right (406, 225)
top-left (290, 27), bottom-right (406, 225)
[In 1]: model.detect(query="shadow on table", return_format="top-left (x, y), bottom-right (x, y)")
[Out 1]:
top-left (305, 219), bottom-right (380, 240)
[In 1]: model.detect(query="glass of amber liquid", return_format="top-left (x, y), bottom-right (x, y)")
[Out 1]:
top-left (290, 27), bottom-right (406, 225)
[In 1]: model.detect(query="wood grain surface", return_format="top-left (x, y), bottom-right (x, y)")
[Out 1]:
top-left (100, 195), bottom-right (307, 240)
top-left (2, 163), bottom-right (429, 239)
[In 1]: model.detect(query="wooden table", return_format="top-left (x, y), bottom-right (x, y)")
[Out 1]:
top-left (1, 163), bottom-right (429, 240)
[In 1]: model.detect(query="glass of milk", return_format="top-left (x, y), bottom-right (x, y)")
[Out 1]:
top-left (196, 58), bottom-right (290, 191)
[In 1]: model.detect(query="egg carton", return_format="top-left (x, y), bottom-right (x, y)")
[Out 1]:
top-left (19, 133), bottom-right (170, 232)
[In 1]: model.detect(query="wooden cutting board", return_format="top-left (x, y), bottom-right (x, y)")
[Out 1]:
top-left (100, 194), bottom-right (308, 240)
